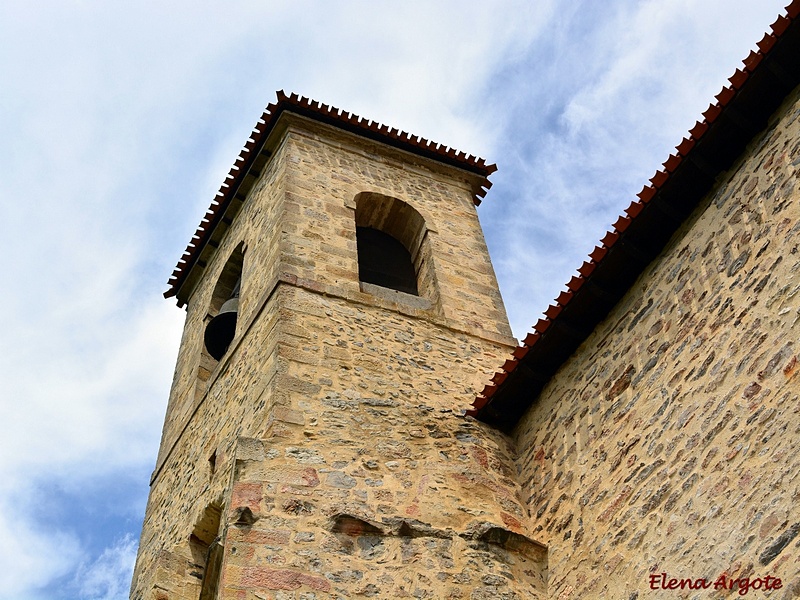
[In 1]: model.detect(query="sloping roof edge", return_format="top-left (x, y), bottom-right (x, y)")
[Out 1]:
top-left (471, 0), bottom-right (800, 430)
top-left (164, 91), bottom-right (497, 304)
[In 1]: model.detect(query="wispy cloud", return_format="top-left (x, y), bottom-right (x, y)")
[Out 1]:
top-left (0, 0), bottom-right (790, 597)
top-left (0, 499), bottom-right (79, 600)
top-left (478, 0), bottom-right (788, 335)
top-left (74, 535), bottom-right (138, 600)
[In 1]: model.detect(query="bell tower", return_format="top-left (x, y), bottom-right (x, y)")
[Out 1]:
top-left (131, 92), bottom-right (547, 599)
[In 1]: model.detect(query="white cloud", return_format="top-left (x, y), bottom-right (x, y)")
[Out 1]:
top-left (479, 0), bottom-right (788, 336)
top-left (0, 501), bottom-right (80, 600)
top-left (75, 536), bottom-right (138, 600)
top-left (0, 294), bottom-right (182, 479)
top-left (0, 0), bottom-right (792, 596)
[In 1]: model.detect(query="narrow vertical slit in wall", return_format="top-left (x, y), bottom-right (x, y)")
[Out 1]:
top-left (199, 539), bottom-right (223, 600)
top-left (208, 451), bottom-right (217, 477)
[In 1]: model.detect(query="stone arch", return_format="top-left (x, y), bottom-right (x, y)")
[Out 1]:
top-left (196, 243), bottom-right (245, 395)
top-left (354, 192), bottom-right (439, 303)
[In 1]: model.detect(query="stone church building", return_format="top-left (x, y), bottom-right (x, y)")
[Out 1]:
top-left (131, 3), bottom-right (800, 598)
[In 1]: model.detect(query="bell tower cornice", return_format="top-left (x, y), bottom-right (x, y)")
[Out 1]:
top-left (165, 90), bottom-right (497, 307)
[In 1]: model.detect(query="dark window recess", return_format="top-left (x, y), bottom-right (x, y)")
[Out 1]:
top-left (357, 227), bottom-right (418, 295)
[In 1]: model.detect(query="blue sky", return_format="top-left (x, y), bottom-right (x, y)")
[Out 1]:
top-left (0, 1), bottom-right (790, 598)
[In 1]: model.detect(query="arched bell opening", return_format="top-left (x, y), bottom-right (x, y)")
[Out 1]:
top-left (196, 244), bottom-right (245, 394)
top-left (354, 192), bottom-right (439, 304)
top-left (204, 277), bottom-right (240, 361)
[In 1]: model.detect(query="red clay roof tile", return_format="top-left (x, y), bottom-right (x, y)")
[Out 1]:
top-left (512, 346), bottom-right (530, 359)
top-left (600, 231), bottom-right (619, 247)
top-left (165, 91), bottom-right (496, 303)
top-left (589, 246), bottom-right (607, 262)
top-left (636, 185), bottom-right (657, 203)
top-left (556, 290), bottom-right (573, 305)
top-left (702, 103), bottom-right (723, 123)
top-left (544, 304), bottom-right (562, 319)
top-left (522, 332), bottom-right (540, 346)
top-left (662, 154), bottom-right (682, 173)
top-left (471, 2), bottom-right (800, 426)
top-left (624, 201), bottom-right (644, 218)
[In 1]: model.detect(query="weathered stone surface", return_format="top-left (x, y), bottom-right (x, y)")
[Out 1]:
top-left (130, 113), bottom-right (542, 599)
top-left (514, 85), bottom-right (800, 598)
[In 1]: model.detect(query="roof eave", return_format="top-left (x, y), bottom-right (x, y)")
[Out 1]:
top-left (165, 91), bottom-right (497, 305)
top-left (473, 1), bottom-right (800, 431)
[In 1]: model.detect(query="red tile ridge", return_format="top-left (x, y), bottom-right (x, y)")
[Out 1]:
top-left (544, 304), bottom-right (562, 319)
top-left (472, 1), bottom-right (800, 417)
top-left (714, 86), bottom-right (736, 105)
top-left (165, 90), bottom-right (496, 302)
top-left (469, 396), bottom-right (489, 415)
top-left (702, 103), bottom-right (723, 124)
top-left (522, 332), bottom-right (540, 346)
top-left (589, 246), bottom-right (607, 262)
top-left (637, 185), bottom-right (657, 203)
top-left (566, 275), bottom-right (585, 292)
top-left (757, 33), bottom-right (777, 54)
top-left (689, 120), bottom-right (710, 139)
top-left (771, 14), bottom-right (791, 36)
top-left (729, 68), bottom-right (750, 89)
top-left (512, 345), bottom-right (530, 359)
top-left (650, 169), bottom-right (669, 188)
top-left (480, 384), bottom-right (497, 397)
top-left (556, 290), bottom-right (573, 305)
top-left (675, 137), bottom-right (696, 156)
top-left (576, 261), bottom-right (595, 277)
top-left (491, 371), bottom-right (508, 385)
top-left (613, 215), bottom-right (632, 232)
top-left (743, 50), bottom-right (764, 72)
top-left (600, 231), bottom-right (620, 248)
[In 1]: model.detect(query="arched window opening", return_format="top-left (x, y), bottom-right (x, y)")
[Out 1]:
top-left (196, 244), bottom-right (245, 397)
top-left (354, 192), bottom-right (437, 301)
top-left (357, 227), bottom-right (418, 295)
top-left (204, 276), bottom-right (240, 361)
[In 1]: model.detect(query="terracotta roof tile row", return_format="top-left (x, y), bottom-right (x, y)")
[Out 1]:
top-left (471, 0), bottom-right (800, 428)
top-left (165, 91), bottom-right (497, 303)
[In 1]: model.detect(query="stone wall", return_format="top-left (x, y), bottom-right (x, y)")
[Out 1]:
top-left (218, 285), bottom-right (546, 599)
top-left (514, 86), bottom-right (800, 598)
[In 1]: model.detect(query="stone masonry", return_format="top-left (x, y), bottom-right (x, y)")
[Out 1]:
top-left (131, 111), bottom-right (547, 599)
top-left (514, 84), bottom-right (800, 598)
